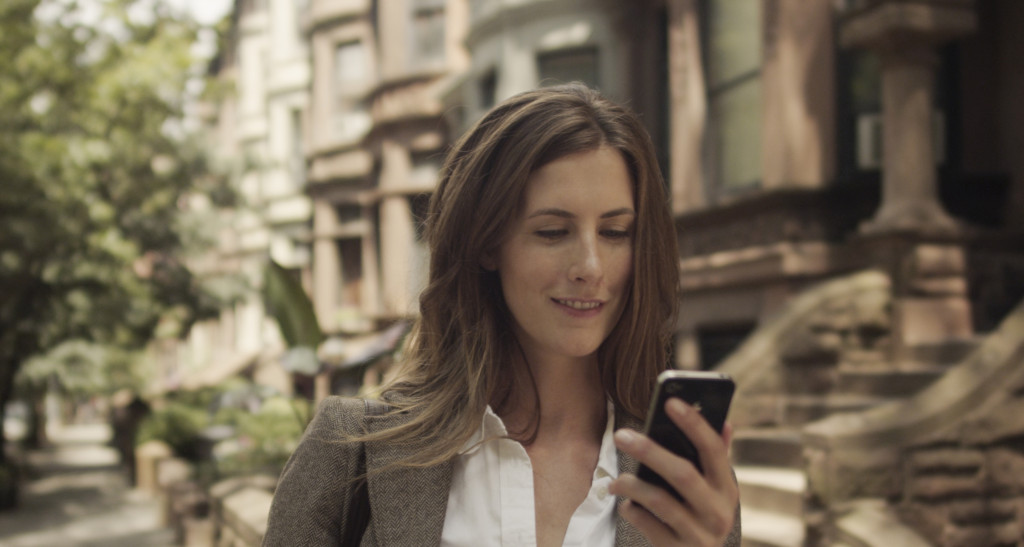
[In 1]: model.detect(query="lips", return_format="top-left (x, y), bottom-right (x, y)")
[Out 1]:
top-left (552, 298), bottom-right (603, 311)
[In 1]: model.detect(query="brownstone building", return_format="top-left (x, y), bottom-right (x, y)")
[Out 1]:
top-left (200, 0), bottom-right (1024, 544)
top-left (658, 1), bottom-right (1024, 545)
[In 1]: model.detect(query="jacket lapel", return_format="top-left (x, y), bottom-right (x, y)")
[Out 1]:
top-left (364, 410), bottom-right (453, 547)
top-left (614, 407), bottom-right (650, 547)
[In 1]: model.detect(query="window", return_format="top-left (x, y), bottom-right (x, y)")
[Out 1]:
top-left (334, 203), bottom-right (362, 226)
top-left (408, 193), bottom-right (431, 241)
top-left (703, 0), bottom-right (762, 197)
top-left (410, 154), bottom-right (441, 187)
top-left (290, 109), bottom-right (305, 187)
top-left (697, 323), bottom-right (755, 370)
top-left (333, 41), bottom-right (371, 141)
top-left (334, 41), bottom-right (368, 88)
top-left (836, 46), bottom-right (955, 180)
top-left (407, 193), bottom-right (432, 310)
top-left (411, 0), bottom-right (446, 68)
top-left (294, 0), bottom-right (310, 44)
top-left (337, 238), bottom-right (363, 309)
top-left (239, 0), bottom-right (266, 17)
top-left (478, 69), bottom-right (497, 111)
top-left (537, 47), bottom-right (599, 88)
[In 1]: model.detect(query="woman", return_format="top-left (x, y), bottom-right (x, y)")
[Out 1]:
top-left (263, 84), bottom-right (740, 546)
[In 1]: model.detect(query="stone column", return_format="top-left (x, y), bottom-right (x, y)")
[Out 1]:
top-left (312, 199), bottom-right (341, 332)
top-left (760, 0), bottom-right (836, 190)
top-left (839, 1), bottom-right (978, 355)
top-left (862, 43), bottom-right (957, 234)
top-left (666, 0), bottom-right (707, 214)
top-left (377, 140), bottom-right (415, 316)
top-left (839, 0), bottom-right (976, 235)
top-left (361, 201), bottom-right (381, 317)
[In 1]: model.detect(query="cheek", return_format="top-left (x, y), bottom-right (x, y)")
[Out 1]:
top-left (610, 249), bottom-right (634, 288)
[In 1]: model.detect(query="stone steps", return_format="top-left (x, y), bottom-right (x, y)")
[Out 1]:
top-left (735, 465), bottom-right (808, 547)
top-left (834, 499), bottom-right (933, 547)
top-left (730, 335), bottom-right (982, 545)
top-left (781, 394), bottom-right (886, 425)
top-left (732, 428), bottom-right (804, 469)
top-left (836, 367), bottom-right (947, 398)
top-left (903, 338), bottom-right (980, 366)
top-left (736, 466), bottom-right (807, 518)
top-left (740, 505), bottom-right (806, 547)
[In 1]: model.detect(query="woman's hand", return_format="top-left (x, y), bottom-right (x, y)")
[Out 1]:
top-left (609, 399), bottom-right (738, 546)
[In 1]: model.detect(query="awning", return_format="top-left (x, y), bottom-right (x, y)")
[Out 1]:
top-left (322, 320), bottom-right (412, 372)
top-left (179, 350), bottom-right (262, 391)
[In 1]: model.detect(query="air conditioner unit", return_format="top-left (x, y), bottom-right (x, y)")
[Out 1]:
top-left (855, 111), bottom-right (946, 171)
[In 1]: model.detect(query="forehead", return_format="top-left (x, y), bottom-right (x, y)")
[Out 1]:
top-left (520, 147), bottom-right (634, 211)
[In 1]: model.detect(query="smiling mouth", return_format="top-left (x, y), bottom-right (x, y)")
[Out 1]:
top-left (553, 298), bottom-right (602, 311)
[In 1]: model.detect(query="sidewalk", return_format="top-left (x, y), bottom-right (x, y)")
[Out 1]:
top-left (0, 423), bottom-right (175, 547)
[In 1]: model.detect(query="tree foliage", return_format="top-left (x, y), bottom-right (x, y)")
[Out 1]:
top-left (0, 0), bottom-right (234, 482)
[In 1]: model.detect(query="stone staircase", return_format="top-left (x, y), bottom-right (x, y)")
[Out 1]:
top-left (708, 272), bottom-right (986, 546)
top-left (730, 339), bottom-right (978, 547)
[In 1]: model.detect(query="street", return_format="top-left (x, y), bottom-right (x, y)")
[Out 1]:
top-left (0, 423), bottom-right (174, 546)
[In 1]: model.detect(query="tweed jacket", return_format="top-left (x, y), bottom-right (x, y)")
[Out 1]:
top-left (263, 396), bottom-right (740, 546)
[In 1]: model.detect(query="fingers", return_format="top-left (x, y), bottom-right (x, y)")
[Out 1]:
top-left (664, 398), bottom-right (733, 491)
top-left (613, 426), bottom-right (718, 509)
top-left (611, 399), bottom-right (739, 545)
top-left (617, 497), bottom-right (719, 547)
top-left (617, 499), bottom-right (677, 545)
top-left (613, 473), bottom-right (719, 546)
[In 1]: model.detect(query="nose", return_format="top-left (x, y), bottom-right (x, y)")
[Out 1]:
top-left (568, 235), bottom-right (602, 283)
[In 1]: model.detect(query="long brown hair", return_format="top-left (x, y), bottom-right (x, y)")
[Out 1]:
top-left (366, 83), bottom-right (679, 467)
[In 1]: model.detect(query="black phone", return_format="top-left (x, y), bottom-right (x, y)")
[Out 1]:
top-left (635, 370), bottom-right (735, 501)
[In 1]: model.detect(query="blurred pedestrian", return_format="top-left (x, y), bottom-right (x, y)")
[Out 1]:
top-left (110, 390), bottom-right (150, 486)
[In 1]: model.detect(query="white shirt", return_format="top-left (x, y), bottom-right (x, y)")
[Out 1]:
top-left (440, 402), bottom-right (618, 547)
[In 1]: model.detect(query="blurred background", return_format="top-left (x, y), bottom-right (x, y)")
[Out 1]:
top-left (1, 0), bottom-right (1022, 545)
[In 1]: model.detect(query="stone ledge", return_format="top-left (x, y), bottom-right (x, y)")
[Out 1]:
top-left (840, 1), bottom-right (978, 49)
top-left (834, 499), bottom-right (931, 547)
top-left (221, 487), bottom-right (274, 547)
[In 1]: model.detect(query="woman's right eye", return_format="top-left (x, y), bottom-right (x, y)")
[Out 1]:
top-left (535, 229), bottom-right (567, 240)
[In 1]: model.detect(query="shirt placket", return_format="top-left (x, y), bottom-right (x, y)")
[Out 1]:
top-left (498, 438), bottom-right (536, 546)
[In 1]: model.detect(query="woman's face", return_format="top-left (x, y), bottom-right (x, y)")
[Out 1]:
top-left (489, 146), bottom-right (635, 368)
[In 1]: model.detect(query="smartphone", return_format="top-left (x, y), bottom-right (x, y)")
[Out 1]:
top-left (635, 370), bottom-right (735, 501)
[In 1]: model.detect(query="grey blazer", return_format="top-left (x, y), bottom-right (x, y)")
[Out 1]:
top-left (263, 396), bottom-right (740, 546)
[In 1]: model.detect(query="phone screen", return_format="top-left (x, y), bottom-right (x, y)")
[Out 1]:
top-left (635, 371), bottom-right (734, 501)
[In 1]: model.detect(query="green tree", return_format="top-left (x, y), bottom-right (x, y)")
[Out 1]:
top-left (0, 0), bottom-right (232, 506)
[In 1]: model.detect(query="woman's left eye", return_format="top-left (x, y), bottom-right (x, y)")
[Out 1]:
top-left (601, 229), bottom-right (631, 239)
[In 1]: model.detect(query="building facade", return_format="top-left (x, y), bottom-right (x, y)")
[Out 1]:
top-left (159, 0), bottom-right (314, 395)
top-left (190, 0), bottom-right (1024, 543)
top-left (304, 0), bottom-right (469, 393)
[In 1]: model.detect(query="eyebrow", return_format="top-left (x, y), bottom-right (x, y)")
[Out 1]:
top-left (526, 207), bottom-right (636, 220)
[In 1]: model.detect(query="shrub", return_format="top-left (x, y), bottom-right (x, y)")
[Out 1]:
top-left (136, 401), bottom-right (209, 460)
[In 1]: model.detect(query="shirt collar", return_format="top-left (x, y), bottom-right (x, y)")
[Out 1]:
top-left (459, 399), bottom-right (619, 479)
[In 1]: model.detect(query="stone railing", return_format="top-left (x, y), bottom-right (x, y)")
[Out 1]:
top-left (716, 269), bottom-right (892, 427)
top-left (803, 298), bottom-right (1024, 545)
top-left (209, 475), bottom-right (278, 547)
top-left (134, 440), bottom-right (278, 546)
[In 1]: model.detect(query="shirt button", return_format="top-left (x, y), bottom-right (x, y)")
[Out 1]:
top-left (597, 486), bottom-right (609, 500)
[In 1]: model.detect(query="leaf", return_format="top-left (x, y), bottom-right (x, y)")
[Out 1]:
top-left (262, 259), bottom-right (323, 349)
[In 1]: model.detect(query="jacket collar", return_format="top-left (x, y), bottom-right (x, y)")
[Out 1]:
top-left (614, 406), bottom-right (646, 546)
top-left (362, 403), bottom-right (647, 547)
top-left (363, 408), bottom-right (454, 546)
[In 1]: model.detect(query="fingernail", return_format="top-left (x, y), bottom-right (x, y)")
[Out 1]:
top-left (615, 428), bottom-right (639, 447)
top-left (668, 398), bottom-right (688, 416)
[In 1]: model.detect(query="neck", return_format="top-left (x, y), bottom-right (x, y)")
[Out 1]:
top-left (500, 352), bottom-right (608, 444)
